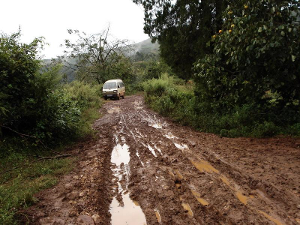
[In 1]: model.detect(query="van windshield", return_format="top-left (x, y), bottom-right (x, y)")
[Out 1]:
top-left (103, 82), bottom-right (117, 89)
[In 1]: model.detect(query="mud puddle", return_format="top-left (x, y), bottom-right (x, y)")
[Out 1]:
top-left (24, 95), bottom-right (300, 225)
top-left (110, 135), bottom-right (147, 225)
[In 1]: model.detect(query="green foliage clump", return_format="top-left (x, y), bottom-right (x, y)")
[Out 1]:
top-left (193, 0), bottom-right (300, 136)
top-left (0, 32), bottom-right (42, 130)
top-left (0, 32), bottom-right (103, 145)
top-left (133, 0), bottom-right (229, 80)
top-left (0, 147), bottom-right (76, 225)
top-left (0, 31), bottom-right (104, 224)
top-left (143, 74), bottom-right (196, 125)
top-left (64, 81), bottom-right (101, 109)
top-left (143, 75), bottom-right (300, 137)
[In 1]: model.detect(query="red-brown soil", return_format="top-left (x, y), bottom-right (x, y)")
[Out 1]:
top-left (23, 95), bottom-right (300, 225)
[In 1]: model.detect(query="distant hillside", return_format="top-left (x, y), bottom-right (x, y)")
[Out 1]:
top-left (42, 38), bottom-right (160, 82)
top-left (132, 38), bottom-right (159, 55)
top-left (42, 58), bottom-right (77, 83)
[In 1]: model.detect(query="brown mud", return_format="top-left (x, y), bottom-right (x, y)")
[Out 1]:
top-left (23, 95), bottom-right (300, 224)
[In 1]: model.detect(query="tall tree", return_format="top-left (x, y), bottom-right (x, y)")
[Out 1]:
top-left (133, 0), bottom-right (229, 80)
top-left (63, 28), bottom-right (132, 84)
top-left (194, 0), bottom-right (300, 124)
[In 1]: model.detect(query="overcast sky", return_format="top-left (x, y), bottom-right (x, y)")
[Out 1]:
top-left (0, 0), bottom-right (149, 59)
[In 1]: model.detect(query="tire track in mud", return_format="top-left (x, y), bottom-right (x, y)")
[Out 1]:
top-left (105, 96), bottom-right (300, 225)
top-left (24, 95), bottom-right (300, 225)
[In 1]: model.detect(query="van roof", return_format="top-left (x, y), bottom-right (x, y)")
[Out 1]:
top-left (104, 79), bottom-right (123, 83)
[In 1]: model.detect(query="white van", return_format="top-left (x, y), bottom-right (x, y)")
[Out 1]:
top-left (102, 79), bottom-right (125, 100)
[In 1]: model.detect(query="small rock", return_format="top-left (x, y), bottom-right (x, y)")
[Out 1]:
top-left (297, 204), bottom-right (300, 209)
top-left (69, 210), bottom-right (77, 217)
top-left (77, 215), bottom-right (95, 225)
top-left (36, 211), bottom-right (46, 218)
top-left (53, 218), bottom-right (65, 225)
top-left (65, 183), bottom-right (73, 190)
top-left (39, 217), bottom-right (65, 225)
top-left (92, 214), bottom-right (101, 224)
top-left (68, 191), bottom-right (78, 200)
top-left (189, 140), bottom-right (196, 147)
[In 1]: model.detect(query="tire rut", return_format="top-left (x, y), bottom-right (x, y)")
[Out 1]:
top-left (24, 95), bottom-right (300, 225)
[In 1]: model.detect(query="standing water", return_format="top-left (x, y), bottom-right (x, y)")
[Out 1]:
top-left (110, 140), bottom-right (147, 225)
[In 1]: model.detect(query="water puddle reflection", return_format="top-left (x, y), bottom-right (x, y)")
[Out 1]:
top-left (110, 138), bottom-right (147, 225)
top-left (191, 160), bottom-right (220, 174)
top-left (110, 194), bottom-right (147, 225)
top-left (220, 175), bottom-right (230, 186)
top-left (136, 150), bottom-right (144, 166)
top-left (154, 209), bottom-right (162, 223)
top-left (219, 174), bottom-right (249, 205)
top-left (236, 191), bottom-right (248, 205)
top-left (142, 143), bottom-right (157, 157)
top-left (111, 144), bottom-right (130, 166)
top-left (175, 169), bottom-right (184, 180)
top-left (164, 132), bottom-right (177, 139)
top-left (258, 210), bottom-right (284, 225)
top-left (181, 203), bottom-right (194, 217)
top-left (150, 123), bottom-right (163, 129)
top-left (174, 143), bottom-right (189, 151)
top-left (147, 144), bottom-right (157, 157)
top-left (154, 144), bottom-right (162, 155)
top-left (191, 190), bottom-right (209, 206)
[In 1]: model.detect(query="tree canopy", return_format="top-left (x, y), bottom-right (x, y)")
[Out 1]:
top-left (63, 28), bottom-right (133, 84)
top-left (133, 0), bottom-right (229, 80)
top-left (194, 0), bottom-right (300, 126)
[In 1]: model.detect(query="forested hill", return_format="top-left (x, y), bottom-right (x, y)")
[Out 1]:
top-left (42, 38), bottom-right (159, 82)
top-left (131, 38), bottom-right (159, 55)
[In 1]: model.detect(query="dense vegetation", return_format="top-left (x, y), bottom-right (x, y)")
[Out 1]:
top-left (136, 0), bottom-right (300, 137)
top-left (0, 28), bottom-right (165, 223)
top-left (133, 0), bottom-right (229, 80)
top-left (0, 32), bottom-right (103, 224)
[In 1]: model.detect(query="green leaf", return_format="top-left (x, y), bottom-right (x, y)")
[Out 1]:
top-left (292, 55), bottom-right (296, 62)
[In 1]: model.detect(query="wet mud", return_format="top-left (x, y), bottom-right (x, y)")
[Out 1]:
top-left (23, 95), bottom-right (300, 224)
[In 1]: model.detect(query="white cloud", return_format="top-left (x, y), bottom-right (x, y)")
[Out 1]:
top-left (0, 0), bottom-right (148, 58)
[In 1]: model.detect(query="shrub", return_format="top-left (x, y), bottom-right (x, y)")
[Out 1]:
top-left (64, 81), bottom-right (101, 109)
top-left (194, 0), bottom-right (300, 119)
top-left (192, 0), bottom-right (300, 136)
top-left (142, 74), bottom-right (196, 125)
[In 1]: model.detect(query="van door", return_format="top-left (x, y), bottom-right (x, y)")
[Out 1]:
top-left (117, 82), bottom-right (122, 97)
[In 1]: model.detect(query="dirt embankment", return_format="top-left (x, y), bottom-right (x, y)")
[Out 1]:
top-left (24, 95), bottom-right (300, 225)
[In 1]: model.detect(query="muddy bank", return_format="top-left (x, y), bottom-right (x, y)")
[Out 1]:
top-left (24, 95), bottom-right (300, 225)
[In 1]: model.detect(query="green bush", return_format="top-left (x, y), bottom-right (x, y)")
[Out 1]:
top-left (143, 75), bottom-right (300, 137)
top-left (64, 80), bottom-right (101, 109)
top-left (0, 32), bottom-right (42, 132)
top-left (194, 0), bottom-right (300, 124)
top-left (142, 74), bottom-right (196, 125)
top-left (0, 32), bottom-right (103, 147)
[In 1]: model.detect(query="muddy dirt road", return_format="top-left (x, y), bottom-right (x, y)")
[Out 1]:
top-left (25, 95), bottom-right (300, 225)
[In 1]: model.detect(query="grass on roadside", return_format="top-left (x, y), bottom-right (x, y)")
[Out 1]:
top-left (0, 149), bottom-right (76, 225)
